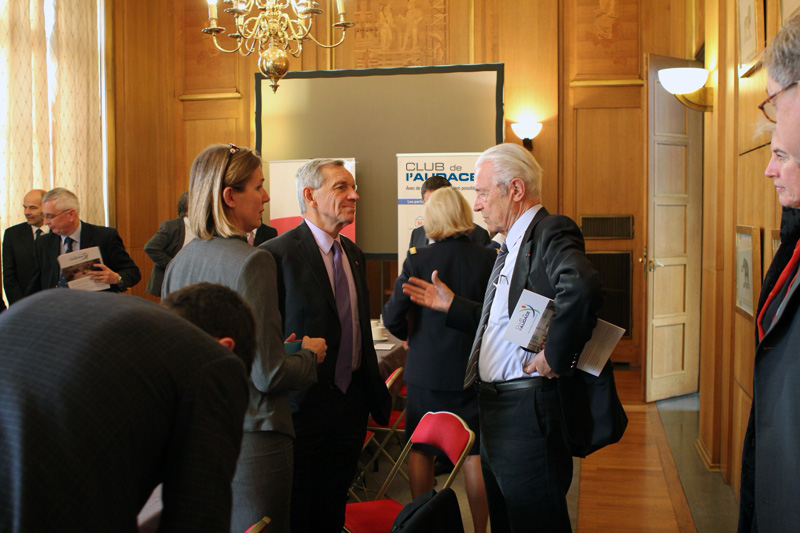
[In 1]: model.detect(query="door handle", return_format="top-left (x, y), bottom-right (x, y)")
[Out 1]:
top-left (638, 247), bottom-right (648, 277)
top-left (648, 259), bottom-right (664, 272)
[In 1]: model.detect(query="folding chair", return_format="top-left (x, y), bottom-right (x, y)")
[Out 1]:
top-left (362, 368), bottom-right (408, 483)
top-left (350, 368), bottom-right (405, 500)
top-left (343, 411), bottom-right (475, 533)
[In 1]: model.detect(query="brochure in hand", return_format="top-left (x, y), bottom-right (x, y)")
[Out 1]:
top-left (503, 289), bottom-right (624, 376)
top-left (56, 246), bottom-right (110, 291)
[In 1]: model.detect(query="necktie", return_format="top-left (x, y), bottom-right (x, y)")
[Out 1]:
top-left (247, 231), bottom-right (255, 246)
top-left (35, 228), bottom-right (42, 240)
top-left (56, 237), bottom-right (75, 288)
top-left (463, 242), bottom-right (509, 388)
top-left (333, 240), bottom-right (354, 393)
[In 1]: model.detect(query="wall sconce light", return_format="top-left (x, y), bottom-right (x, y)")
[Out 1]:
top-left (510, 122), bottom-right (543, 151)
top-left (657, 68), bottom-right (714, 112)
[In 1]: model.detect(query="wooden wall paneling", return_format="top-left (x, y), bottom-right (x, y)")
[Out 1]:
top-left (730, 384), bottom-right (752, 497)
top-left (572, 0), bottom-right (641, 81)
top-left (497, 1), bottom-right (559, 210)
top-left (643, 0), bottom-right (688, 58)
top-left (113, 0), bottom-right (178, 299)
top-left (738, 67), bottom-right (769, 154)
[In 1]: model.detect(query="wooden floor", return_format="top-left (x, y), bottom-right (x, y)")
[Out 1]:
top-left (575, 369), bottom-right (696, 532)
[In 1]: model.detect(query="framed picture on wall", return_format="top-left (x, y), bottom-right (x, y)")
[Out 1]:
top-left (738, 0), bottom-right (765, 76)
top-left (736, 225), bottom-right (763, 318)
top-left (783, 0), bottom-right (800, 23)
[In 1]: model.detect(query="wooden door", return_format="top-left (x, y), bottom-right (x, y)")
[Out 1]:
top-left (645, 54), bottom-right (703, 402)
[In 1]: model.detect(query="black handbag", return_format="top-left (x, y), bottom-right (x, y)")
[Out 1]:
top-left (558, 360), bottom-right (628, 458)
top-left (391, 488), bottom-right (464, 533)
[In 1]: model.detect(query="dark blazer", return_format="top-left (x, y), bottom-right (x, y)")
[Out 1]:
top-left (738, 208), bottom-right (800, 532)
top-left (144, 217), bottom-right (185, 297)
top-left (26, 221), bottom-right (141, 295)
top-left (383, 236), bottom-right (495, 390)
top-left (2, 222), bottom-right (39, 304)
top-left (0, 289), bottom-right (249, 531)
top-left (252, 223), bottom-right (278, 246)
top-left (261, 221), bottom-right (391, 425)
top-left (447, 208), bottom-right (625, 456)
top-left (409, 223), bottom-right (491, 249)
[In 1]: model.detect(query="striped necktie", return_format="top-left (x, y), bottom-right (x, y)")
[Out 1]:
top-left (56, 237), bottom-right (75, 288)
top-left (463, 242), bottom-right (509, 388)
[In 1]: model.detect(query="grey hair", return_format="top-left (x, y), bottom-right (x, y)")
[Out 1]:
top-left (295, 159), bottom-right (346, 214)
top-left (475, 143), bottom-right (542, 202)
top-left (765, 14), bottom-right (800, 86)
top-left (42, 187), bottom-right (80, 215)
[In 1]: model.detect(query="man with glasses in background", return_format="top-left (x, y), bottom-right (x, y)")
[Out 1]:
top-left (740, 14), bottom-right (800, 532)
top-left (26, 187), bottom-right (140, 294)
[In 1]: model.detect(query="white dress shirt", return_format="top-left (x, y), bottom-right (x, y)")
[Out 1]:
top-left (303, 218), bottom-right (362, 370)
top-left (478, 205), bottom-right (542, 382)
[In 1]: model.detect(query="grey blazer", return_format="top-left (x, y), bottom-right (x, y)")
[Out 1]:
top-left (162, 236), bottom-right (317, 437)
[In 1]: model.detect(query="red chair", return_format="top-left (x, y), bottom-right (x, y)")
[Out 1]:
top-left (362, 368), bottom-right (408, 483)
top-left (343, 411), bottom-right (475, 533)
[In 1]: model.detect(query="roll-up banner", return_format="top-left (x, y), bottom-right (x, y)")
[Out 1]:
top-left (396, 153), bottom-right (486, 262)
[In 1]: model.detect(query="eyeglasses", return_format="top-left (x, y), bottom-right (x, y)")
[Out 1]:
top-left (758, 81), bottom-right (798, 123)
top-left (43, 209), bottom-right (71, 221)
top-left (222, 143), bottom-right (240, 179)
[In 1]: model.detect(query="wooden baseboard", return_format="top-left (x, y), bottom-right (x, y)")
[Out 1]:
top-left (695, 438), bottom-right (721, 472)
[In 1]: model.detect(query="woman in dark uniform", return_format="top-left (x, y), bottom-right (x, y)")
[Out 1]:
top-left (383, 186), bottom-right (495, 533)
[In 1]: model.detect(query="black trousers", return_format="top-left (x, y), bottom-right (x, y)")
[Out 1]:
top-left (289, 372), bottom-right (370, 533)
top-left (478, 379), bottom-right (573, 533)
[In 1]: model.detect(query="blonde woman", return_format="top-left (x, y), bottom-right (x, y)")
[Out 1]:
top-left (383, 186), bottom-right (494, 533)
top-left (163, 144), bottom-right (326, 533)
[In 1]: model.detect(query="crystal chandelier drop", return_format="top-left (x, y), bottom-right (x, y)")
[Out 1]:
top-left (203, 0), bottom-right (354, 93)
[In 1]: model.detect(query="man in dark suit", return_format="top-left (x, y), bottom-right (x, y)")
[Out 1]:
top-left (262, 159), bottom-right (391, 533)
top-left (3, 189), bottom-right (48, 304)
top-left (0, 287), bottom-right (251, 531)
top-left (144, 192), bottom-right (189, 297)
top-left (408, 175), bottom-right (491, 249)
top-left (26, 187), bottom-right (140, 294)
top-left (403, 143), bottom-right (608, 532)
top-left (251, 222), bottom-right (278, 246)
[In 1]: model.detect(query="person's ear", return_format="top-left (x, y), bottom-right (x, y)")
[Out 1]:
top-left (302, 187), bottom-right (316, 207)
top-left (217, 337), bottom-right (235, 352)
top-left (509, 178), bottom-right (526, 201)
top-left (222, 186), bottom-right (236, 208)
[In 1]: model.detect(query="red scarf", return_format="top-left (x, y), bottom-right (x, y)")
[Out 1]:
top-left (757, 239), bottom-right (800, 341)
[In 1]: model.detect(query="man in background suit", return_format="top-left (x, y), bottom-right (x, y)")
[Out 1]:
top-left (26, 187), bottom-right (140, 294)
top-left (404, 143), bottom-right (609, 532)
top-left (0, 288), bottom-right (251, 531)
top-left (3, 189), bottom-right (48, 304)
top-left (409, 175), bottom-right (491, 249)
top-left (144, 192), bottom-right (190, 297)
top-left (262, 159), bottom-right (391, 533)
top-left (251, 222), bottom-right (278, 246)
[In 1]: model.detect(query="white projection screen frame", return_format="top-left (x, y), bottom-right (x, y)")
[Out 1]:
top-left (256, 64), bottom-right (504, 255)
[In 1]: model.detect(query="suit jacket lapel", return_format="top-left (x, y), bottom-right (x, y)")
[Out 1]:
top-left (79, 221), bottom-right (96, 251)
top-left (295, 222), bottom-right (337, 312)
top-left (761, 272), bottom-right (800, 346)
top-left (509, 207), bottom-right (549, 316)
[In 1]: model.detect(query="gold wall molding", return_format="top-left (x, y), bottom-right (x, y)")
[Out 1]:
top-left (179, 92), bottom-right (242, 101)
top-left (570, 79), bottom-right (645, 87)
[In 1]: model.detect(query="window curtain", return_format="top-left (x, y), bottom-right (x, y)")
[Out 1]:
top-left (0, 0), bottom-right (104, 234)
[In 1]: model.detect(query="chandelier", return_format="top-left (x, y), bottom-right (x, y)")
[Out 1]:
top-left (203, 0), bottom-right (354, 93)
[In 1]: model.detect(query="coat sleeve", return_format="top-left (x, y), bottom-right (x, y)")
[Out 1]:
top-left (144, 220), bottom-right (178, 269)
top-left (237, 250), bottom-right (317, 393)
top-left (102, 229), bottom-right (142, 291)
top-left (2, 229), bottom-right (23, 304)
top-left (538, 216), bottom-right (604, 376)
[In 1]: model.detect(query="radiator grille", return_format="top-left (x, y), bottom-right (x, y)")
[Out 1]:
top-left (586, 252), bottom-right (631, 338)
top-left (580, 215), bottom-right (634, 239)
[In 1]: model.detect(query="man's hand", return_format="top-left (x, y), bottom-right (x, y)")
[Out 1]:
top-left (88, 263), bottom-right (121, 285)
top-left (523, 350), bottom-right (560, 379)
top-left (301, 336), bottom-right (327, 364)
top-left (402, 270), bottom-right (454, 312)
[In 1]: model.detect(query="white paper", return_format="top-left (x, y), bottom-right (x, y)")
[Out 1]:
top-left (374, 343), bottom-right (396, 351)
top-left (576, 319), bottom-right (625, 376)
top-left (502, 289), bottom-right (555, 353)
top-left (56, 246), bottom-right (110, 291)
